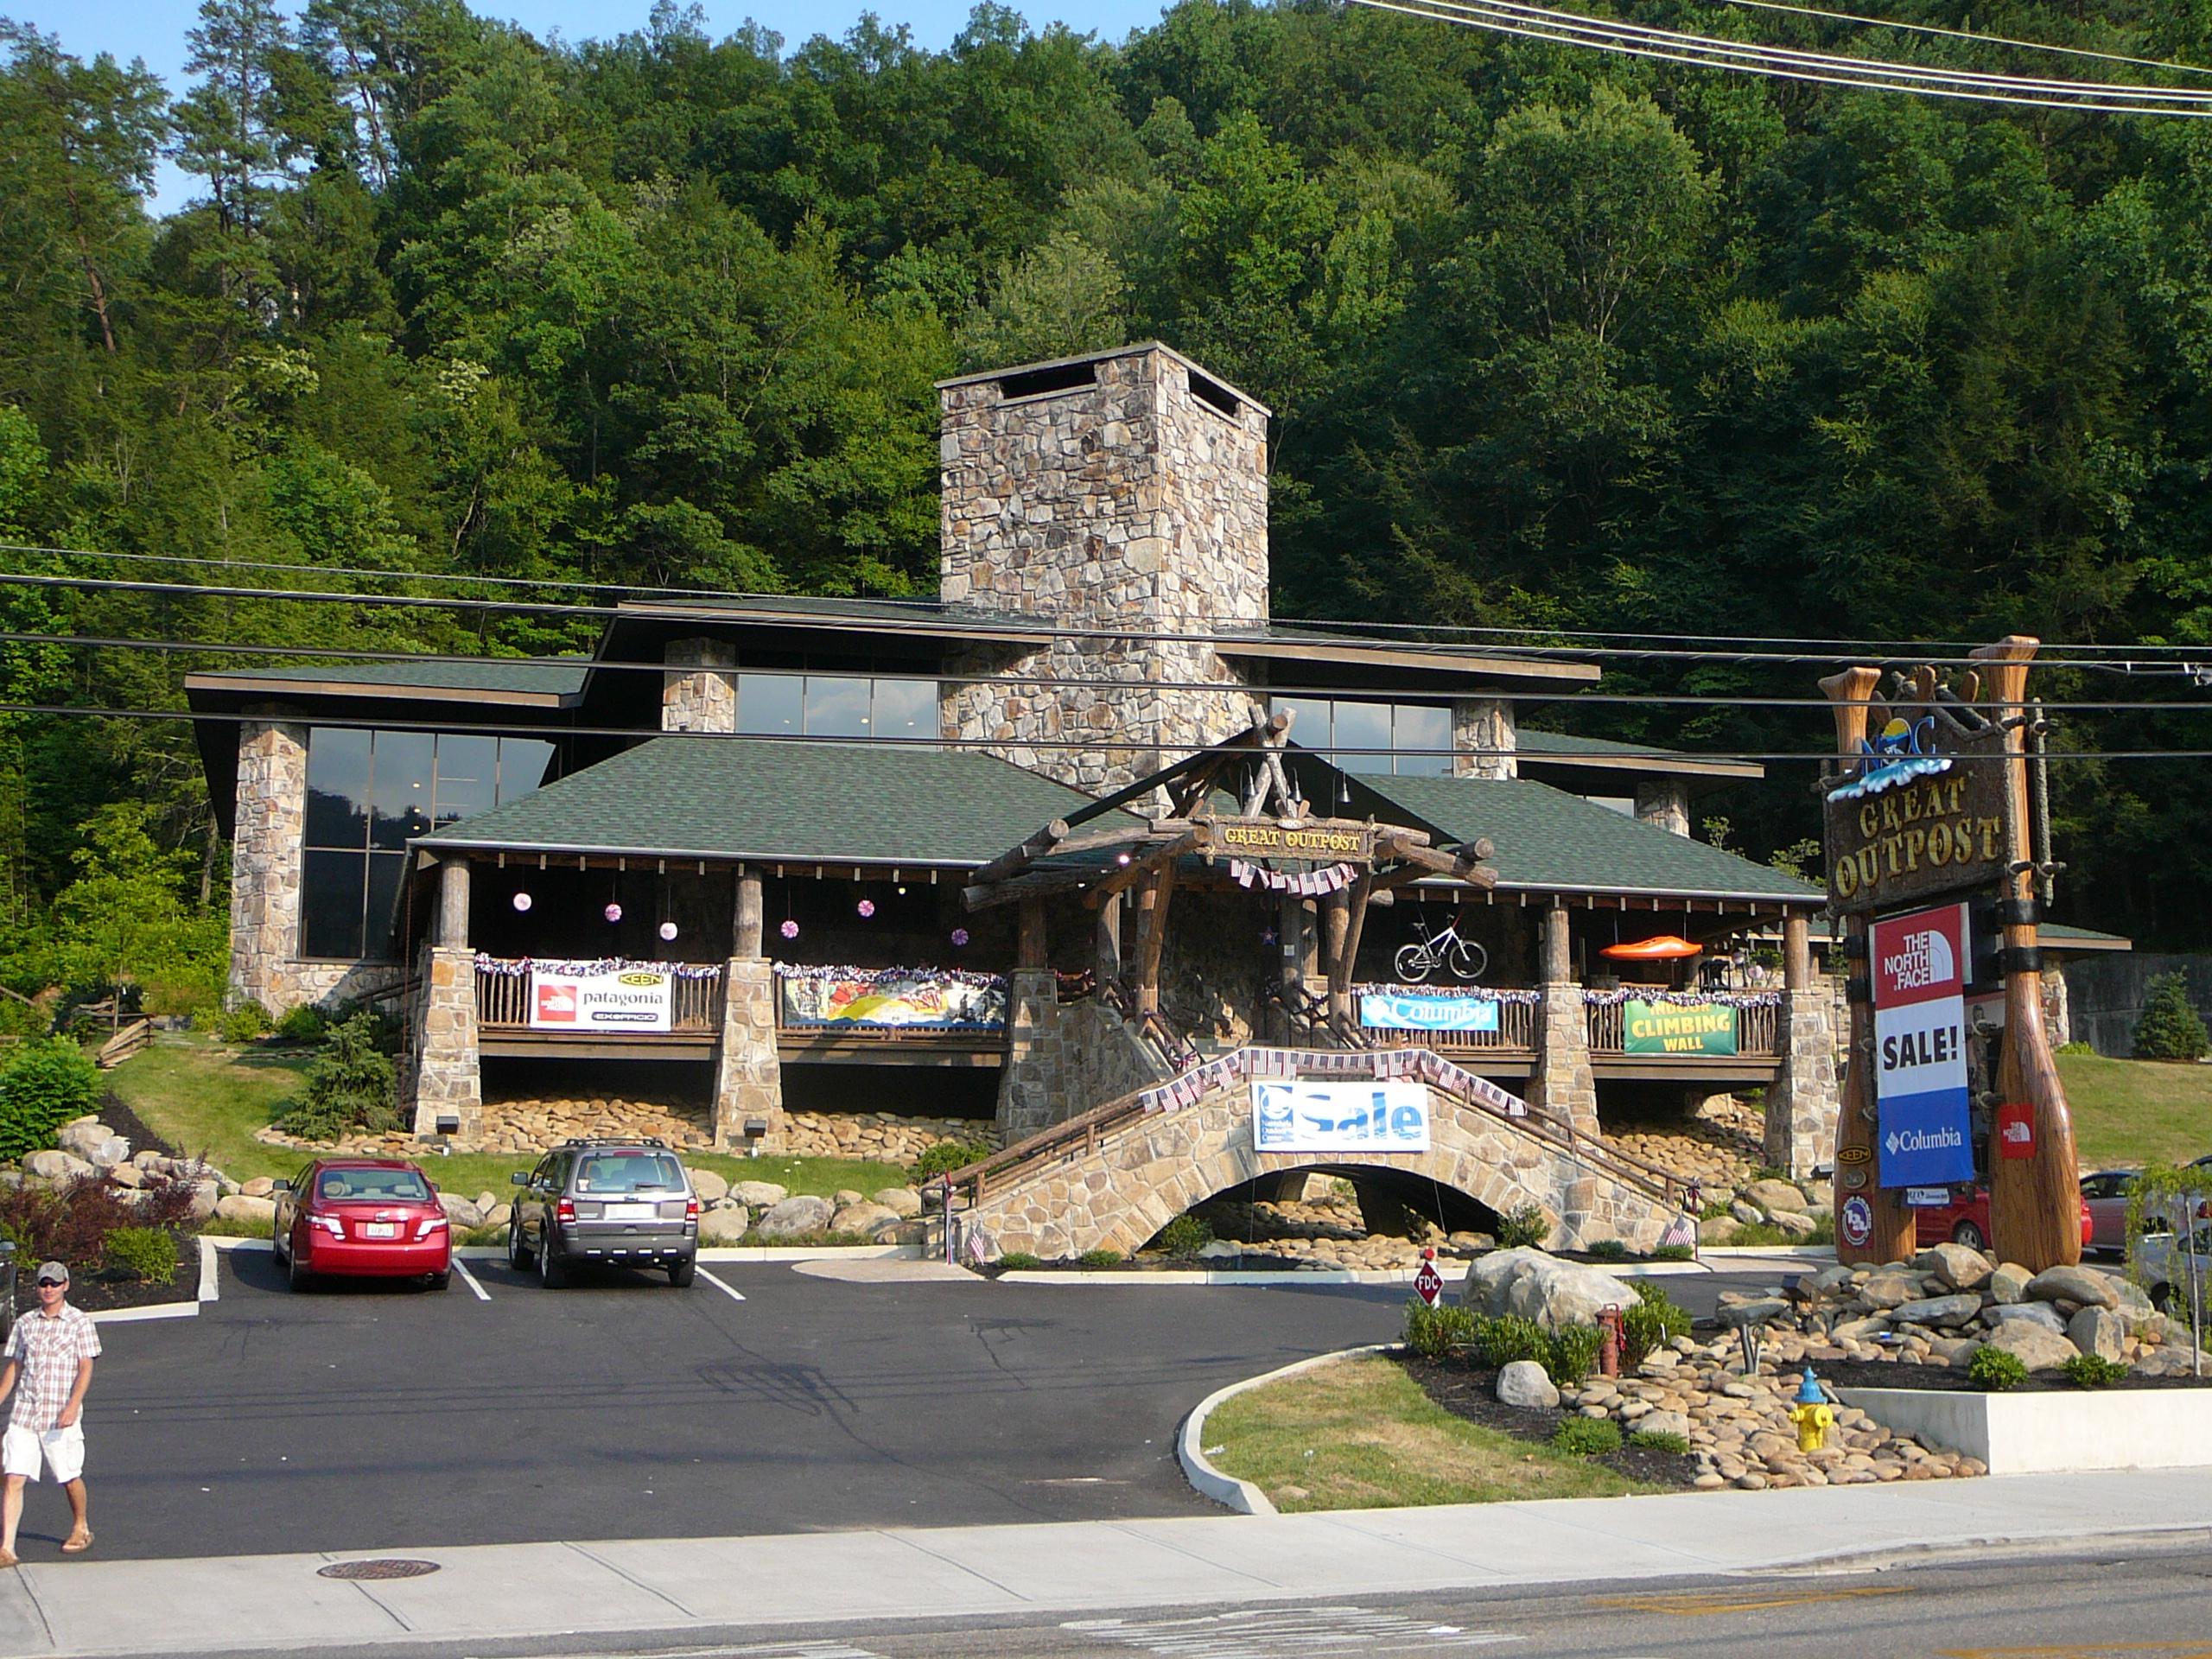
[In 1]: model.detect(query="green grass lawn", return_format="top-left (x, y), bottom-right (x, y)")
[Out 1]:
top-left (1207, 1356), bottom-right (1656, 1511)
top-left (2058, 1052), bottom-right (2212, 1170)
top-left (105, 1031), bottom-right (910, 1198)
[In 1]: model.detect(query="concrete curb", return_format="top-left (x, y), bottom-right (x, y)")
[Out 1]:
top-left (1178, 1342), bottom-right (1403, 1516)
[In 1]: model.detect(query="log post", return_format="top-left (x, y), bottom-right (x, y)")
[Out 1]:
top-left (1822, 666), bottom-right (1916, 1268)
top-left (1133, 868), bottom-right (1177, 1016)
top-left (734, 868), bottom-right (763, 960)
top-left (1783, 912), bottom-right (1812, 992)
top-left (1540, 904), bottom-right (1572, 986)
top-left (1973, 635), bottom-right (2082, 1271)
top-left (1096, 890), bottom-right (1122, 986)
top-left (1320, 891), bottom-right (1351, 1024)
top-left (1017, 897), bottom-right (1047, 972)
top-left (437, 857), bottom-right (470, 950)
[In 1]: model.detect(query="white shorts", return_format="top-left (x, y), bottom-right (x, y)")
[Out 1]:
top-left (2, 1423), bottom-right (84, 1484)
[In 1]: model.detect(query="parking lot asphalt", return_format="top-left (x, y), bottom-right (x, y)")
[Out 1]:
top-left (66, 1250), bottom-right (1412, 1562)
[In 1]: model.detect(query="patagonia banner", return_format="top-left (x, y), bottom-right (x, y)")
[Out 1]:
top-left (530, 964), bottom-right (673, 1032)
top-left (1622, 1000), bottom-right (1738, 1057)
top-left (1252, 1080), bottom-right (1431, 1154)
top-left (1358, 993), bottom-right (1501, 1033)
top-left (778, 969), bottom-right (1007, 1031)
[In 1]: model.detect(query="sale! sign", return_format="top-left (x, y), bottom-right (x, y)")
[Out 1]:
top-left (1871, 902), bottom-right (1977, 1189)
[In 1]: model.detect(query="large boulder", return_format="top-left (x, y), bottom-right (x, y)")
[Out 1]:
top-left (1495, 1359), bottom-right (1559, 1409)
top-left (438, 1192), bottom-right (486, 1229)
top-left (1461, 1249), bottom-right (1638, 1330)
top-left (484, 1203), bottom-right (512, 1230)
top-left (106, 1163), bottom-right (144, 1190)
top-left (2070, 1306), bottom-right (2126, 1363)
top-left (732, 1180), bottom-right (789, 1210)
top-left (690, 1169), bottom-right (729, 1205)
top-left (754, 1195), bottom-right (834, 1239)
top-left (240, 1176), bottom-right (276, 1198)
top-left (57, 1122), bottom-right (129, 1168)
top-left (1636, 1409), bottom-right (1694, 1443)
top-left (1744, 1179), bottom-right (1808, 1215)
top-left (1920, 1243), bottom-right (1994, 1292)
top-left (1862, 1271), bottom-right (1922, 1309)
top-left (23, 1150), bottom-right (95, 1186)
top-left (830, 1201), bottom-right (903, 1238)
top-left (1767, 1210), bottom-right (1819, 1240)
top-left (699, 1206), bottom-right (750, 1243)
top-left (1715, 1297), bottom-right (1790, 1330)
top-left (1983, 1320), bottom-right (2080, 1371)
top-left (872, 1186), bottom-right (924, 1218)
top-left (2025, 1264), bottom-right (2118, 1309)
top-left (1989, 1262), bottom-right (2033, 1305)
top-left (215, 1193), bottom-right (276, 1226)
top-left (1891, 1294), bottom-right (1982, 1330)
top-left (1986, 1301), bottom-right (2067, 1335)
top-left (188, 1180), bottom-right (219, 1223)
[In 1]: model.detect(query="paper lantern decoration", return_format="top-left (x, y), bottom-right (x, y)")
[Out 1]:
top-left (658, 920), bottom-right (679, 942)
top-left (950, 927), bottom-right (969, 947)
top-left (780, 918), bottom-right (800, 940)
top-left (857, 899), bottom-right (876, 918)
top-left (512, 892), bottom-right (532, 912)
top-left (603, 902), bottom-right (623, 924)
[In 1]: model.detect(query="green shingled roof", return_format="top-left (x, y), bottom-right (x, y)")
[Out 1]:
top-left (201, 659), bottom-right (590, 696)
top-left (1349, 772), bottom-right (1822, 902)
top-left (1515, 730), bottom-right (1677, 758)
top-left (417, 737), bottom-right (1141, 866)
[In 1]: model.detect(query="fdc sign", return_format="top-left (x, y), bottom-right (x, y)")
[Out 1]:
top-left (1870, 902), bottom-right (1975, 1188)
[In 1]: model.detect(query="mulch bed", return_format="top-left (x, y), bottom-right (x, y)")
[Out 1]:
top-left (1812, 1354), bottom-right (2212, 1395)
top-left (95, 1091), bottom-right (181, 1161)
top-left (5, 1233), bottom-right (197, 1320)
top-left (1397, 1352), bottom-right (1699, 1490)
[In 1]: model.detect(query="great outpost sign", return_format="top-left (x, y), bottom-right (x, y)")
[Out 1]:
top-left (1821, 712), bottom-right (2013, 914)
top-left (1214, 819), bottom-right (1374, 863)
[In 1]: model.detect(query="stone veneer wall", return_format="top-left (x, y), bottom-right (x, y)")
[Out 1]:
top-left (1634, 779), bottom-right (1693, 838)
top-left (711, 958), bottom-right (785, 1152)
top-left (404, 944), bottom-right (483, 1138)
top-left (938, 346), bottom-right (1269, 794)
top-left (664, 638), bottom-right (737, 733)
top-left (1529, 984), bottom-right (1601, 1141)
top-left (1764, 987), bottom-right (1841, 1179)
top-left (1452, 699), bottom-right (1517, 780)
top-left (996, 979), bottom-right (1170, 1142)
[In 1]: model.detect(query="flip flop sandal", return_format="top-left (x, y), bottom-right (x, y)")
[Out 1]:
top-left (60, 1532), bottom-right (91, 1554)
top-left (0, 1549), bottom-right (17, 1568)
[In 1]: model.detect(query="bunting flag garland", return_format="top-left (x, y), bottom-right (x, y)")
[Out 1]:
top-left (473, 954), bottom-right (721, 980)
top-left (771, 963), bottom-right (1007, 992)
top-left (1350, 982), bottom-right (1543, 1006)
top-left (1577, 986), bottom-right (1782, 1009)
top-left (1226, 859), bottom-right (1361, 895)
top-left (1133, 1044), bottom-right (1529, 1120)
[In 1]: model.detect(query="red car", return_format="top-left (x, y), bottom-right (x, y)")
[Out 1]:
top-left (1913, 1185), bottom-right (2093, 1254)
top-left (272, 1158), bottom-right (452, 1291)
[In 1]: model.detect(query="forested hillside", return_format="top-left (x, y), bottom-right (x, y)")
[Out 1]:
top-left (2, 0), bottom-right (2209, 1010)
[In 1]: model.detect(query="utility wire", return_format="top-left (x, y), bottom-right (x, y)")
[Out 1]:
top-left (20, 543), bottom-right (2212, 661)
top-left (20, 630), bottom-right (2212, 713)
top-left (1705, 0), bottom-right (2212, 81)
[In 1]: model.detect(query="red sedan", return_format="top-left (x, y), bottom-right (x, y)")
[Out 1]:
top-left (1912, 1185), bottom-right (2093, 1254)
top-left (272, 1158), bottom-right (452, 1291)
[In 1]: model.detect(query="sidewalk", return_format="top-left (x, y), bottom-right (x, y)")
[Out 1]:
top-left (1, 1466), bottom-right (2207, 1656)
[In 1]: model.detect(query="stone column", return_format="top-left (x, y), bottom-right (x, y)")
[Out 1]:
top-left (227, 712), bottom-right (309, 1012)
top-left (1529, 906), bottom-right (1599, 1141)
top-left (663, 639), bottom-right (737, 733)
top-left (2042, 969), bottom-right (2071, 1048)
top-left (995, 968), bottom-right (1063, 1141)
top-left (1452, 698), bottom-right (1517, 779)
top-left (711, 960), bottom-right (784, 1153)
top-left (1634, 779), bottom-right (1693, 837)
top-left (405, 944), bottom-right (482, 1140)
top-left (1764, 912), bottom-right (1840, 1179)
top-left (436, 857), bottom-right (470, 949)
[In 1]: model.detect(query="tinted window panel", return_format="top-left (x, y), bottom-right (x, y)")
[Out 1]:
top-left (370, 731), bottom-right (435, 850)
top-left (432, 734), bottom-right (497, 827)
top-left (1332, 702), bottom-right (1391, 773)
top-left (737, 673), bottom-right (801, 735)
top-left (363, 853), bottom-right (406, 960)
top-left (871, 677), bottom-right (937, 746)
top-left (1274, 697), bottom-right (1332, 759)
top-left (304, 727), bottom-right (372, 849)
top-left (1393, 705), bottom-right (1452, 776)
top-left (300, 849), bottom-right (366, 958)
top-left (497, 738), bottom-right (555, 804)
top-left (804, 676), bottom-right (870, 738)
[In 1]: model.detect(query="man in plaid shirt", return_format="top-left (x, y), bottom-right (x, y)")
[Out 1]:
top-left (0, 1261), bottom-right (100, 1563)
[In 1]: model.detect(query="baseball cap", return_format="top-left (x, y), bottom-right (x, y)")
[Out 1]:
top-left (34, 1262), bottom-right (67, 1286)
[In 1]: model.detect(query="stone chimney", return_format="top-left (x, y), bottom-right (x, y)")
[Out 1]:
top-left (937, 343), bottom-right (1270, 793)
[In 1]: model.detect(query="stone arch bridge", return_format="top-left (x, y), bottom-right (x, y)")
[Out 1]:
top-left (950, 1046), bottom-right (1688, 1262)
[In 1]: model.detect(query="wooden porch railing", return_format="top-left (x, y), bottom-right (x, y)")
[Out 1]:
top-left (474, 961), bottom-right (723, 1032)
top-left (1360, 997), bottom-right (1540, 1056)
top-left (1584, 995), bottom-right (1780, 1058)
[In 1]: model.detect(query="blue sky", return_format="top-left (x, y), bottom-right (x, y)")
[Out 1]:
top-left (13, 0), bottom-right (1173, 213)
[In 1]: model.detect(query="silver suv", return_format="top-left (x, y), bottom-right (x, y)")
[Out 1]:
top-left (508, 1138), bottom-right (699, 1287)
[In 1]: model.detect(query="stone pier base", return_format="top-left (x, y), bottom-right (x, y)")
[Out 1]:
top-left (1764, 988), bottom-right (1840, 1180)
top-left (712, 959), bottom-right (785, 1153)
top-left (1530, 984), bottom-right (1599, 1141)
top-left (406, 946), bottom-right (483, 1140)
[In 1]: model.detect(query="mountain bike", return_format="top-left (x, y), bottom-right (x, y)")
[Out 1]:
top-left (1395, 917), bottom-right (1487, 983)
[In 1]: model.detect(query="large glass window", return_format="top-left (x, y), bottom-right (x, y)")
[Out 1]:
top-left (1269, 697), bottom-right (1453, 776)
top-left (735, 674), bottom-right (938, 746)
top-left (301, 729), bottom-right (557, 960)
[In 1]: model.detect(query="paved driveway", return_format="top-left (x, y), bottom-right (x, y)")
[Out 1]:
top-left (68, 1252), bottom-right (1405, 1561)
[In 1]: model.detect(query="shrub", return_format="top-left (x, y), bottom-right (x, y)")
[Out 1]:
top-left (2062, 1353), bottom-right (2128, 1389)
top-left (216, 1001), bottom-right (272, 1044)
top-left (1725, 1221), bottom-right (1793, 1247)
top-left (1621, 1282), bottom-right (1692, 1368)
top-left (1494, 1205), bottom-right (1549, 1250)
top-left (1803, 1213), bottom-right (1836, 1246)
top-left (1586, 1238), bottom-right (1630, 1262)
top-left (2055, 1040), bottom-right (2097, 1057)
top-left (1550, 1418), bottom-right (1622, 1457)
top-left (1628, 1428), bottom-right (1690, 1455)
top-left (276, 1013), bottom-right (399, 1141)
top-left (1652, 1243), bottom-right (1694, 1262)
top-left (103, 1225), bottom-right (180, 1283)
top-left (1543, 1324), bottom-right (1603, 1387)
top-left (1077, 1247), bottom-right (1124, 1268)
top-left (1476, 1313), bottom-right (1549, 1370)
top-left (995, 1251), bottom-right (1042, 1271)
top-left (0, 1038), bottom-right (101, 1160)
top-left (1967, 1344), bottom-right (2029, 1392)
top-left (274, 1003), bottom-right (328, 1044)
top-left (0, 1176), bottom-right (194, 1268)
top-left (1699, 1199), bottom-right (1734, 1221)
top-left (910, 1140), bottom-right (991, 1183)
top-left (1404, 1301), bottom-right (1479, 1361)
top-left (2133, 973), bottom-right (2210, 1062)
top-left (1155, 1214), bottom-right (1213, 1257)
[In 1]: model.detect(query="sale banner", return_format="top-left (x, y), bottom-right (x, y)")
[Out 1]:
top-left (1871, 902), bottom-right (1976, 1188)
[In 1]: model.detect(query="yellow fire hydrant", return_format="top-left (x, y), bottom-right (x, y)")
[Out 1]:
top-left (1787, 1369), bottom-right (1835, 1453)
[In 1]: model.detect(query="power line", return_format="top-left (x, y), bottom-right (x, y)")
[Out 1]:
top-left (19, 630), bottom-right (2212, 713)
top-left (1349, 0), bottom-right (2212, 116)
top-left (7, 564), bottom-right (2207, 674)
top-left (1705, 0), bottom-right (2212, 82)
top-left (4, 701), bottom-right (2198, 762)
top-left (18, 543), bottom-right (2212, 662)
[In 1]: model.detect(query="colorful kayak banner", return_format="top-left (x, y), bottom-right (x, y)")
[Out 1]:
top-left (777, 969), bottom-right (1007, 1031)
top-left (1358, 993), bottom-right (1502, 1033)
top-left (1622, 1000), bottom-right (1738, 1056)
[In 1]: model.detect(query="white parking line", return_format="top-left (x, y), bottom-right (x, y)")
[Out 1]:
top-left (450, 1255), bottom-right (491, 1301)
top-left (695, 1266), bottom-right (747, 1303)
